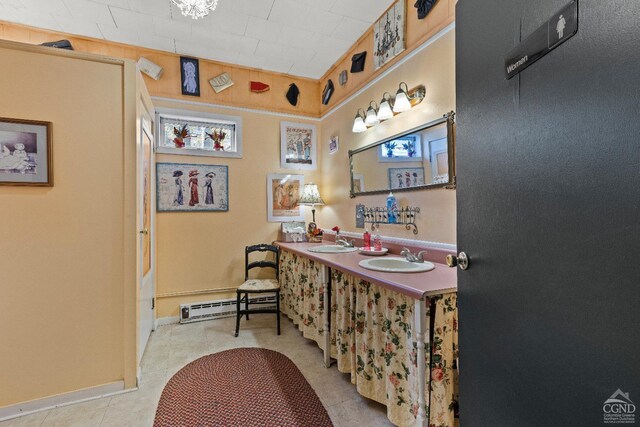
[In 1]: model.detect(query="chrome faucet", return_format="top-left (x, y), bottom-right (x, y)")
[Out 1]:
top-left (336, 236), bottom-right (355, 248)
top-left (401, 247), bottom-right (427, 263)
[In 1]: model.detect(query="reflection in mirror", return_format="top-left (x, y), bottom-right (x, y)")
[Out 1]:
top-left (349, 112), bottom-right (455, 197)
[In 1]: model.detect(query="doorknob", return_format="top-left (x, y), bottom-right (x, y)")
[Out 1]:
top-left (446, 252), bottom-right (469, 270)
top-left (139, 229), bottom-right (149, 235)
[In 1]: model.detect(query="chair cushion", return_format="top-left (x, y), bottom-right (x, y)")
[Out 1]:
top-left (238, 279), bottom-right (280, 292)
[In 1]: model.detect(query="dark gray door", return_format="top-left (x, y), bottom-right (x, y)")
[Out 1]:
top-left (455, 1), bottom-right (640, 425)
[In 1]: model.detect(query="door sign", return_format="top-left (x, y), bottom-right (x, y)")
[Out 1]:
top-left (504, 0), bottom-right (578, 79)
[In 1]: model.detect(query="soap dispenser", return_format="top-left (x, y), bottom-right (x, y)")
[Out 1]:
top-left (386, 192), bottom-right (398, 224)
top-left (363, 230), bottom-right (371, 249)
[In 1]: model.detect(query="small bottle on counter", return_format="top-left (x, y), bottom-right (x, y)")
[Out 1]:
top-left (387, 192), bottom-right (398, 224)
top-left (363, 230), bottom-right (371, 249)
top-left (373, 225), bottom-right (382, 251)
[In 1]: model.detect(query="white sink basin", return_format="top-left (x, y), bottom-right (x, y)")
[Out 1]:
top-left (308, 245), bottom-right (358, 254)
top-left (359, 257), bottom-right (435, 273)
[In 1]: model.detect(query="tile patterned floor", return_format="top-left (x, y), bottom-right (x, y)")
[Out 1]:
top-left (1, 315), bottom-right (394, 427)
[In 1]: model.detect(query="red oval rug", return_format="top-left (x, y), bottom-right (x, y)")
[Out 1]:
top-left (154, 348), bottom-right (333, 427)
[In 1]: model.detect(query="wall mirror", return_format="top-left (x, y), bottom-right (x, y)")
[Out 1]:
top-left (349, 111), bottom-right (455, 198)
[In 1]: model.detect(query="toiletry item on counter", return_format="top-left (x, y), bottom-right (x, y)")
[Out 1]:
top-left (373, 225), bottom-right (382, 251)
top-left (363, 231), bottom-right (371, 249)
top-left (386, 192), bottom-right (398, 224)
top-left (278, 221), bottom-right (307, 243)
top-left (307, 222), bottom-right (323, 243)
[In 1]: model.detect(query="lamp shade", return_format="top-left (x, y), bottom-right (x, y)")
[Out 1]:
top-left (364, 101), bottom-right (380, 127)
top-left (377, 93), bottom-right (394, 121)
top-left (352, 109), bottom-right (367, 133)
top-left (393, 82), bottom-right (412, 113)
top-left (298, 183), bottom-right (325, 206)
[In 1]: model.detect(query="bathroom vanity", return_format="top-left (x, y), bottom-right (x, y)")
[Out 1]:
top-left (276, 240), bottom-right (458, 427)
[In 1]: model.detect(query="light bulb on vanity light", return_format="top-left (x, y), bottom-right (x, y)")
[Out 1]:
top-left (393, 82), bottom-right (412, 113)
top-left (377, 92), bottom-right (394, 121)
top-left (364, 101), bottom-right (380, 127)
top-left (352, 108), bottom-right (367, 133)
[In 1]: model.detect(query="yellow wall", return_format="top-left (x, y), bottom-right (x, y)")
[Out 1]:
top-left (318, 28), bottom-right (456, 244)
top-left (154, 99), bottom-right (321, 318)
top-left (157, 28), bottom-right (457, 318)
top-left (0, 42), bottom-right (137, 407)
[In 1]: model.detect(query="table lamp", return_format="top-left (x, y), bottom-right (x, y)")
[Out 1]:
top-left (298, 183), bottom-right (325, 223)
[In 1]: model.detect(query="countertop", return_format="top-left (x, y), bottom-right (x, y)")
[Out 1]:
top-left (276, 241), bottom-right (458, 300)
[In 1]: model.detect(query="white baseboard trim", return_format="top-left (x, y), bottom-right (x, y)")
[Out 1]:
top-left (325, 230), bottom-right (457, 252)
top-left (156, 316), bottom-right (180, 326)
top-left (0, 381), bottom-right (135, 422)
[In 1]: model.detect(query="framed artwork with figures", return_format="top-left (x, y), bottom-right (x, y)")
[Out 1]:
top-left (267, 173), bottom-right (304, 222)
top-left (388, 167), bottom-right (425, 190)
top-left (180, 56), bottom-right (200, 97)
top-left (156, 163), bottom-right (228, 212)
top-left (0, 117), bottom-right (52, 186)
top-left (280, 122), bottom-right (317, 170)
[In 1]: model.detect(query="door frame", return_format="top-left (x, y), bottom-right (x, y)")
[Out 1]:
top-left (137, 98), bottom-right (156, 377)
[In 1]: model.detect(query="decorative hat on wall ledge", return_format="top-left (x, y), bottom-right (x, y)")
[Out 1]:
top-left (322, 80), bottom-right (334, 105)
top-left (138, 57), bottom-right (164, 80)
top-left (414, 0), bottom-right (438, 19)
top-left (286, 83), bottom-right (300, 106)
top-left (209, 72), bottom-right (233, 93)
top-left (250, 81), bottom-right (270, 93)
top-left (351, 51), bottom-right (367, 73)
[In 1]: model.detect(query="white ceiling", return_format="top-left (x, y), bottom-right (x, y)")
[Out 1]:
top-left (0, 0), bottom-right (396, 79)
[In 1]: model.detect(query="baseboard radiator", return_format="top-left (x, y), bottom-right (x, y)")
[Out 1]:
top-left (180, 294), bottom-right (277, 324)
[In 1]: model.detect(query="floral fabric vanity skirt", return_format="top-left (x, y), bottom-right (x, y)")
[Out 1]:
top-left (279, 250), bottom-right (459, 427)
top-left (279, 250), bottom-right (329, 349)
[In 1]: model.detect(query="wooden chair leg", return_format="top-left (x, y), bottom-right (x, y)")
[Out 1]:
top-left (234, 292), bottom-right (241, 337)
top-left (276, 290), bottom-right (281, 335)
top-left (245, 292), bottom-right (250, 320)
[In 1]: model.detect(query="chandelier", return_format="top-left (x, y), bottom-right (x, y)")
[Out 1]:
top-left (171, 0), bottom-right (219, 19)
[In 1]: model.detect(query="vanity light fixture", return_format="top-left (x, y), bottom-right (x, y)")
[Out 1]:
top-left (352, 109), bottom-right (367, 133)
top-left (393, 82), bottom-right (412, 113)
top-left (393, 82), bottom-right (427, 113)
top-left (377, 93), bottom-right (394, 121)
top-left (364, 101), bottom-right (380, 127)
top-left (298, 183), bottom-right (325, 223)
top-left (351, 83), bottom-right (427, 133)
top-left (171, 0), bottom-right (219, 19)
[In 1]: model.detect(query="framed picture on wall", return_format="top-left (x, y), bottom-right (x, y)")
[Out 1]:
top-left (388, 167), bottom-right (425, 190)
top-left (373, 0), bottom-right (406, 69)
top-left (156, 163), bottom-right (228, 212)
top-left (280, 121), bottom-right (317, 170)
top-left (180, 56), bottom-right (200, 97)
top-left (267, 173), bottom-right (304, 222)
top-left (0, 117), bottom-right (52, 186)
top-left (329, 135), bottom-right (339, 155)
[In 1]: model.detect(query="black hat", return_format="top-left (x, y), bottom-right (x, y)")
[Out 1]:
top-left (322, 79), bottom-right (334, 105)
top-left (173, 170), bottom-right (183, 177)
top-left (351, 51), bottom-right (367, 73)
top-left (286, 83), bottom-right (300, 106)
top-left (414, 0), bottom-right (437, 19)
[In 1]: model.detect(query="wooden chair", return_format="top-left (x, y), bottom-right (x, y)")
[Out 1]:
top-left (234, 244), bottom-right (281, 337)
